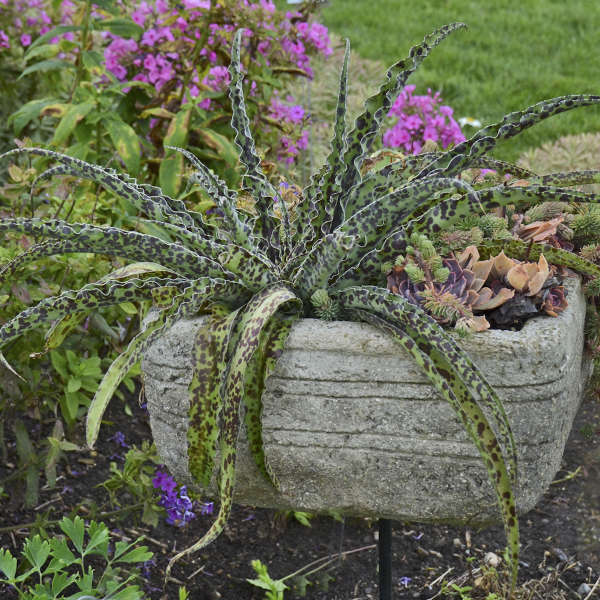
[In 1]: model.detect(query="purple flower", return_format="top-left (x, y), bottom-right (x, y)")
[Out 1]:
top-left (112, 431), bottom-right (129, 448)
top-left (399, 576), bottom-right (412, 587)
top-left (152, 469), bottom-right (177, 494)
top-left (201, 501), bottom-right (214, 515)
top-left (20, 33), bottom-right (31, 46)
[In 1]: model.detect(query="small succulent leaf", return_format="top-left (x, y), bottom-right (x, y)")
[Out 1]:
top-left (168, 145), bottom-right (255, 251)
top-left (228, 30), bottom-right (282, 260)
top-left (478, 239), bottom-right (600, 277)
top-left (295, 39), bottom-right (350, 246)
top-left (335, 22), bottom-right (466, 227)
top-left (188, 307), bottom-right (241, 487)
top-left (1, 147), bottom-right (198, 230)
top-left (0, 277), bottom-right (187, 350)
top-left (411, 184), bottom-right (600, 236)
top-left (418, 95), bottom-right (600, 178)
top-left (242, 312), bottom-right (298, 487)
top-left (170, 286), bottom-right (301, 577)
top-left (0, 219), bottom-right (232, 280)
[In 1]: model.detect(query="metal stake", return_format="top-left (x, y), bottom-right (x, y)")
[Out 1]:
top-left (378, 518), bottom-right (392, 600)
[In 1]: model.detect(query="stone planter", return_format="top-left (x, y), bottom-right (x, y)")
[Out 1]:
top-left (142, 276), bottom-right (591, 526)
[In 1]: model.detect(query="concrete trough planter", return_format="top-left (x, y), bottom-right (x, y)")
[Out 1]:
top-left (142, 276), bottom-right (591, 526)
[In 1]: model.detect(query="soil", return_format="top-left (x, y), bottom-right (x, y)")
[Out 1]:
top-left (1, 385), bottom-right (599, 600)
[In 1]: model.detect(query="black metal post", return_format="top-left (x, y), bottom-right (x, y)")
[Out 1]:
top-left (378, 518), bottom-right (392, 600)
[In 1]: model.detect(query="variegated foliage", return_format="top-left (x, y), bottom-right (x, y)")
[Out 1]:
top-left (1, 24), bottom-right (599, 586)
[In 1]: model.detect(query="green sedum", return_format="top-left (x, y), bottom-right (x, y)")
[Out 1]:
top-left (2, 23), bottom-right (600, 587)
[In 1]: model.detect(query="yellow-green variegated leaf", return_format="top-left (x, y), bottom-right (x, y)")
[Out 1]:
top-left (168, 285), bottom-right (301, 579)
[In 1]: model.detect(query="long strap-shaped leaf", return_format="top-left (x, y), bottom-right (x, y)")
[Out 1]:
top-left (188, 306), bottom-right (242, 487)
top-left (417, 95), bottom-right (600, 179)
top-left (143, 219), bottom-right (279, 291)
top-left (167, 145), bottom-right (256, 251)
top-left (331, 22), bottom-right (466, 228)
top-left (0, 218), bottom-right (232, 280)
top-left (1, 147), bottom-right (200, 231)
top-left (228, 30), bottom-right (285, 262)
top-left (294, 178), bottom-right (477, 293)
top-left (332, 228), bottom-right (409, 290)
top-left (337, 285), bottom-right (517, 481)
top-left (87, 277), bottom-right (241, 448)
top-left (0, 276), bottom-right (187, 376)
top-left (291, 39), bottom-right (351, 258)
top-left (342, 303), bottom-right (519, 588)
top-left (242, 312), bottom-right (298, 487)
top-left (525, 169), bottom-right (600, 188)
top-left (346, 156), bottom-right (538, 217)
top-left (166, 285), bottom-right (302, 578)
top-left (410, 184), bottom-right (600, 235)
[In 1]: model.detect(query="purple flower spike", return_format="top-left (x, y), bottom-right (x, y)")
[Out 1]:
top-left (111, 431), bottom-right (129, 448)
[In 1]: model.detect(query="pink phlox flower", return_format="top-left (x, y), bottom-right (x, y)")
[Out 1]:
top-left (20, 33), bottom-right (31, 46)
top-left (0, 30), bottom-right (9, 49)
top-left (198, 97), bottom-right (211, 110)
top-left (182, 0), bottom-right (210, 7)
top-left (132, 1), bottom-right (153, 27)
top-left (259, 0), bottom-right (276, 12)
top-left (175, 17), bottom-right (187, 31)
top-left (154, 0), bottom-right (168, 13)
top-left (202, 65), bottom-right (230, 91)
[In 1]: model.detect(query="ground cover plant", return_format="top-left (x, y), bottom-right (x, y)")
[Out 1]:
top-left (3, 20), bottom-right (600, 598)
top-left (316, 0), bottom-right (600, 163)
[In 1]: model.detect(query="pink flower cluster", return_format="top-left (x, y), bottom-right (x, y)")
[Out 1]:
top-left (267, 94), bottom-right (308, 164)
top-left (383, 85), bottom-right (465, 154)
top-left (0, 0), bottom-right (76, 51)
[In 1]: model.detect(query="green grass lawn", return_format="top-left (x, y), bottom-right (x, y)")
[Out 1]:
top-left (316, 0), bottom-right (600, 163)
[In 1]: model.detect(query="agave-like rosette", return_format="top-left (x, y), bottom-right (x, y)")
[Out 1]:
top-left (4, 23), bottom-right (600, 588)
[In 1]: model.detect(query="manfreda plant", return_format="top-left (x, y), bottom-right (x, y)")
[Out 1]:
top-left (3, 23), bottom-right (600, 587)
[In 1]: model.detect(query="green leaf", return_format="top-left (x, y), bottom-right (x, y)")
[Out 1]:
top-left (23, 43), bottom-right (59, 63)
top-left (168, 285), bottom-right (302, 578)
top-left (0, 548), bottom-right (17, 580)
top-left (103, 118), bottom-right (141, 175)
top-left (27, 24), bottom-right (82, 51)
top-left (160, 107), bottom-right (192, 197)
top-left (51, 572), bottom-right (79, 596)
top-left (83, 520), bottom-right (109, 556)
top-left (114, 546), bottom-right (153, 563)
top-left (67, 377), bottom-right (82, 393)
top-left (119, 301), bottom-right (139, 315)
top-left (48, 538), bottom-right (77, 567)
top-left (51, 102), bottom-right (96, 146)
top-left (18, 58), bottom-right (75, 80)
top-left (59, 516), bottom-right (85, 555)
top-left (96, 17), bottom-right (144, 39)
top-left (81, 50), bottom-right (105, 74)
top-left (23, 535), bottom-right (51, 571)
top-left (8, 97), bottom-right (60, 135)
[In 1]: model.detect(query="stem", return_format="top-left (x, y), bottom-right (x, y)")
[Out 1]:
top-left (280, 543), bottom-right (377, 583)
top-left (69, 0), bottom-right (92, 102)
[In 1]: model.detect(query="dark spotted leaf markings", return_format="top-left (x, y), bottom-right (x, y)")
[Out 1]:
top-left (2, 22), bottom-right (600, 589)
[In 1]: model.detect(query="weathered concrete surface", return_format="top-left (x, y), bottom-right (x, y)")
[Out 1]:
top-left (142, 276), bottom-right (591, 525)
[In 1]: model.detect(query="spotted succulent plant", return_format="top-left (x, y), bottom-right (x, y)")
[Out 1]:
top-left (3, 24), bottom-right (600, 586)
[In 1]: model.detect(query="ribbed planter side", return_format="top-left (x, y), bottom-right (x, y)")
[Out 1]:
top-left (142, 276), bottom-right (591, 525)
